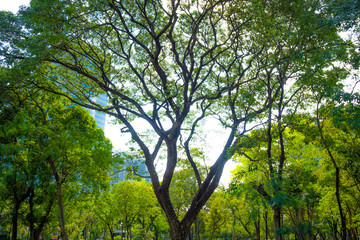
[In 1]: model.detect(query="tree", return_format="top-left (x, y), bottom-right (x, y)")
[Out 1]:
top-left (0, 0), bottom-right (351, 238)
top-left (291, 93), bottom-right (360, 239)
top-left (203, 191), bottom-right (231, 240)
top-left (169, 157), bottom-right (207, 239)
top-left (94, 180), bottom-right (167, 240)
top-left (0, 74), bottom-right (114, 240)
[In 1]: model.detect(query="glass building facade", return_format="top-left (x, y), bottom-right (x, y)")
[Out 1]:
top-left (110, 154), bottom-right (150, 184)
top-left (87, 93), bottom-right (108, 130)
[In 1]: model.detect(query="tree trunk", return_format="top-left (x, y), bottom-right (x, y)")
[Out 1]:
top-left (169, 222), bottom-right (190, 240)
top-left (29, 190), bottom-right (35, 240)
top-left (316, 106), bottom-right (347, 240)
top-left (232, 218), bottom-right (236, 240)
top-left (55, 177), bottom-right (67, 240)
top-left (273, 206), bottom-right (282, 240)
top-left (264, 211), bottom-right (269, 240)
top-left (335, 166), bottom-right (347, 239)
top-left (47, 157), bottom-right (68, 240)
top-left (11, 201), bottom-right (20, 240)
top-left (254, 218), bottom-right (261, 240)
top-left (108, 225), bottom-right (114, 240)
top-left (194, 217), bottom-right (199, 240)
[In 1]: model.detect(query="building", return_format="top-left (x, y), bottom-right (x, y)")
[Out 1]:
top-left (87, 94), bottom-right (108, 130)
top-left (110, 153), bottom-right (150, 184)
top-left (86, 94), bottom-right (150, 184)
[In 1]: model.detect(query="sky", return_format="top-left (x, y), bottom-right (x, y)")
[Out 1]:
top-left (0, 0), bottom-right (29, 12)
top-left (1, 0), bottom-right (236, 186)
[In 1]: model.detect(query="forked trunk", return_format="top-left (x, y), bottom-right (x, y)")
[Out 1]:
top-left (169, 222), bottom-right (190, 240)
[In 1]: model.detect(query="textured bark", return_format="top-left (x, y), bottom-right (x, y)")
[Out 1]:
top-left (169, 222), bottom-right (190, 240)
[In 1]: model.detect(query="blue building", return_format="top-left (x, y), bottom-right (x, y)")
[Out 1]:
top-left (110, 153), bottom-right (150, 184)
top-left (86, 94), bottom-right (149, 184)
top-left (87, 94), bottom-right (107, 130)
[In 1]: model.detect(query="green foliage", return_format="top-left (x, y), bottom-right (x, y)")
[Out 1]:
top-left (0, 79), bottom-right (115, 238)
top-left (1, 0), bottom-right (359, 239)
top-left (94, 180), bottom-right (168, 240)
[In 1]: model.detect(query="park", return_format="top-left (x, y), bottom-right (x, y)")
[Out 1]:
top-left (0, 0), bottom-right (359, 239)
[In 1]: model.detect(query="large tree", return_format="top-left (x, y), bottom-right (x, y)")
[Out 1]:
top-left (0, 0), bottom-right (349, 238)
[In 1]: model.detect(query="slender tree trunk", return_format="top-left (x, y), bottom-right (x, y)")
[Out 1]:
top-left (11, 201), bottom-right (20, 240)
top-left (264, 211), bottom-right (269, 240)
top-left (254, 218), bottom-right (261, 240)
top-left (11, 185), bottom-right (31, 240)
top-left (55, 179), bottom-right (67, 240)
top-left (315, 103), bottom-right (347, 239)
top-left (107, 225), bottom-right (113, 240)
top-left (47, 157), bottom-right (68, 240)
top-left (273, 206), bottom-right (282, 240)
top-left (29, 190), bottom-right (36, 240)
top-left (334, 166), bottom-right (347, 239)
top-left (232, 218), bottom-right (236, 240)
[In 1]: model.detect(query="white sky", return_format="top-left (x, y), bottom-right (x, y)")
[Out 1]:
top-left (0, 0), bottom-right (29, 12)
top-left (1, 0), bottom-right (235, 186)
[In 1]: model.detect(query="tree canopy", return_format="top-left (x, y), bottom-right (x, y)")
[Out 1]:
top-left (0, 0), bottom-right (358, 239)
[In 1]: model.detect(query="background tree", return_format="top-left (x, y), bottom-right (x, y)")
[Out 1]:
top-left (0, 72), bottom-right (115, 240)
top-left (94, 180), bottom-right (167, 240)
top-left (203, 191), bottom-right (231, 240)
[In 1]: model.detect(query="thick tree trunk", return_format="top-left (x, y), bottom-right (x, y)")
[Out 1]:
top-left (273, 206), bottom-right (282, 240)
top-left (169, 222), bottom-right (190, 240)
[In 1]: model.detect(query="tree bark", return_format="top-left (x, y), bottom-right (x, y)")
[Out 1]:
top-left (273, 206), bottom-right (282, 240)
top-left (169, 222), bottom-right (191, 240)
top-left (232, 218), bottom-right (236, 240)
top-left (255, 218), bottom-right (261, 240)
top-left (47, 157), bottom-right (68, 240)
top-left (11, 187), bottom-right (31, 240)
top-left (11, 201), bottom-right (20, 240)
top-left (264, 211), bottom-right (269, 240)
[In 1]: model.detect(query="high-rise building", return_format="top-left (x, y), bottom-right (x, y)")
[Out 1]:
top-left (110, 154), bottom-right (150, 184)
top-left (86, 94), bottom-right (150, 184)
top-left (87, 94), bottom-right (107, 130)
